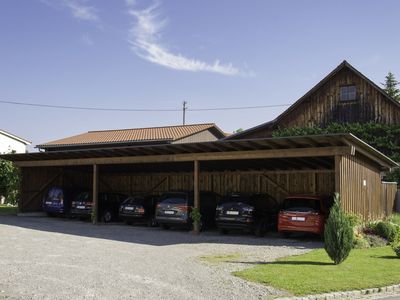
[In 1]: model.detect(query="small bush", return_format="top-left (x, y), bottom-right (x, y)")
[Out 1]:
top-left (346, 213), bottom-right (363, 227)
top-left (392, 241), bottom-right (400, 257)
top-left (353, 235), bottom-right (370, 249)
top-left (388, 213), bottom-right (400, 226)
top-left (324, 193), bottom-right (353, 264)
top-left (375, 221), bottom-right (398, 243)
top-left (365, 234), bottom-right (388, 247)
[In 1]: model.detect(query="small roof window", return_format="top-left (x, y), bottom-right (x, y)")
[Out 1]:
top-left (340, 85), bottom-right (357, 101)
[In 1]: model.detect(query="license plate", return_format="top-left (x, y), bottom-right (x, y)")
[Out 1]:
top-left (45, 201), bottom-right (52, 205)
top-left (77, 205), bottom-right (86, 209)
top-left (226, 211), bottom-right (239, 215)
top-left (124, 207), bottom-right (134, 211)
top-left (164, 210), bottom-right (175, 215)
top-left (291, 216), bottom-right (305, 221)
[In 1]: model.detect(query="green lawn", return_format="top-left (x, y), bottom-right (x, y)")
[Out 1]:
top-left (0, 204), bottom-right (17, 215)
top-left (235, 247), bottom-right (400, 296)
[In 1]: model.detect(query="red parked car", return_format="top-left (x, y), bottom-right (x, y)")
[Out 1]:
top-left (278, 195), bottom-right (332, 237)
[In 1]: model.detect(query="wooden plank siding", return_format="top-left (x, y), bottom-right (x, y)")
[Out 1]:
top-left (336, 154), bottom-right (397, 219)
top-left (234, 65), bottom-right (400, 139)
top-left (18, 167), bottom-right (335, 213)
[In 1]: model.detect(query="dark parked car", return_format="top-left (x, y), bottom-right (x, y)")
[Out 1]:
top-left (155, 191), bottom-right (219, 230)
top-left (70, 191), bottom-right (127, 223)
top-left (215, 193), bottom-right (279, 236)
top-left (119, 195), bottom-right (160, 226)
top-left (42, 186), bottom-right (78, 217)
top-left (278, 195), bottom-right (333, 237)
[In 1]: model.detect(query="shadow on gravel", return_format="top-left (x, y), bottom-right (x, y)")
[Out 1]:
top-left (0, 215), bottom-right (323, 248)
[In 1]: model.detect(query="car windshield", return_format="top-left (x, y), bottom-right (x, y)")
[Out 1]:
top-left (122, 197), bottom-right (145, 205)
top-left (219, 195), bottom-right (253, 205)
top-left (283, 198), bottom-right (320, 213)
top-left (47, 188), bottom-right (63, 201)
top-left (160, 197), bottom-right (187, 205)
top-left (75, 192), bottom-right (91, 203)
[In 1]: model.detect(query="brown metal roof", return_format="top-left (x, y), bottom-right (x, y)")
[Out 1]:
top-left (37, 123), bottom-right (225, 149)
top-left (2, 134), bottom-right (397, 171)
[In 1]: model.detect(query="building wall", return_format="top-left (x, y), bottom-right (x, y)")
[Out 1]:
top-left (0, 134), bottom-right (28, 154)
top-left (232, 67), bottom-right (400, 139)
top-left (19, 167), bottom-right (335, 212)
top-left (336, 154), bottom-right (397, 219)
top-left (173, 130), bottom-right (219, 144)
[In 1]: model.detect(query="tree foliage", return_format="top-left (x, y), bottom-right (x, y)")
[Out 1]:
top-left (0, 159), bottom-right (20, 205)
top-left (324, 193), bottom-right (354, 264)
top-left (273, 122), bottom-right (400, 182)
top-left (382, 72), bottom-right (400, 102)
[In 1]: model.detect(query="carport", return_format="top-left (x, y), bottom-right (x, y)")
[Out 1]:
top-left (1, 133), bottom-right (398, 221)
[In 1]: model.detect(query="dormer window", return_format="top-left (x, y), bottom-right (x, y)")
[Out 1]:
top-left (340, 85), bottom-right (357, 101)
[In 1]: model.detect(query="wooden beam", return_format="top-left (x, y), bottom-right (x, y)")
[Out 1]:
top-left (14, 146), bottom-right (353, 167)
top-left (335, 155), bottom-right (341, 194)
top-left (92, 164), bottom-right (99, 224)
top-left (193, 160), bottom-right (200, 233)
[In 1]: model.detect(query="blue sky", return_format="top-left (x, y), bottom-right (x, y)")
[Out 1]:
top-left (1, 0), bottom-right (399, 151)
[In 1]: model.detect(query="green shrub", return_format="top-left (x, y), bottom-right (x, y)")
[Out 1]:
top-left (346, 213), bottom-right (363, 227)
top-left (365, 234), bottom-right (388, 247)
top-left (388, 214), bottom-right (400, 226)
top-left (392, 241), bottom-right (400, 257)
top-left (324, 193), bottom-right (354, 264)
top-left (375, 221), bottom-right (398, 243)
top-left (353, 235), bottom-right (370, 249)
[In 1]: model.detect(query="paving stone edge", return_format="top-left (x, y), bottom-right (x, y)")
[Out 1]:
top-left (276, 283), bottom-right (400, 300)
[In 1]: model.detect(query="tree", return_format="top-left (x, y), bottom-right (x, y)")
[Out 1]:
top-left (0, 159), bottom-right (20, 205)
top-left (382, 72), bottom-right (400, 102)
top-left (324, 193), bottom-right (353, 265)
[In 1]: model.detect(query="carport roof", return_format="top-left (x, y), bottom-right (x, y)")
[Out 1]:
top-left (1, 133), bottom-right (397, 170)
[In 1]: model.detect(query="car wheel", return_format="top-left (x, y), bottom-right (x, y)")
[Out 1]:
top-left (102, 210), bottom-right (113, 223)
top-left (219, 228), bottom-right (228, 235)
top-left (161, 224), bottom-right (170, 230)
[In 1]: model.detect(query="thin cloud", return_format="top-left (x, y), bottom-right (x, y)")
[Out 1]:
top-left (126, 1), bottom-right (244, 76)
top-left (41, 0), bottom-right (98, 22)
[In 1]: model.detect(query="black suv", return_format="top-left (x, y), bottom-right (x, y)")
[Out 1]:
top-left (215, 193), bottom-right (279, 236)
top-left (71, 191), bottom-right (128, 223)
top-left (155, 191), bottom-right (219, 230)
top-left (119, 195), bottom-right (160, 226)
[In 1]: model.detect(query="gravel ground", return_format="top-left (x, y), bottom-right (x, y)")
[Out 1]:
top-left (0, 216), bottom-right (321, 300)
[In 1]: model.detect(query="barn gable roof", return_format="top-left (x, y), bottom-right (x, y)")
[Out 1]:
top-left (226, 60), bottom-right (400, 140)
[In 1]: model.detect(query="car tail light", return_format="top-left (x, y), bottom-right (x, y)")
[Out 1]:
top-left (176, 205), bottom-right (189, 212)
top-left (136, 206), bottom-right (145, 214)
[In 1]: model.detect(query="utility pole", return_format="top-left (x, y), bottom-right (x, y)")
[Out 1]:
top-left (182, 101), bottom-right (188, 125)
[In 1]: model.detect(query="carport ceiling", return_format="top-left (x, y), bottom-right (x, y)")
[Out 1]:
top-left (1, 133), bottom-right (396, 171)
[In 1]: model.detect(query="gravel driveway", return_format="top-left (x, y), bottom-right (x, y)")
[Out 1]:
top-left (0, 216), bottom-right (321, 300)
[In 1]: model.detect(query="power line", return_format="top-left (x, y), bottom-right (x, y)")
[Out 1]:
top-left (0, 99), bottom-right (291, 112)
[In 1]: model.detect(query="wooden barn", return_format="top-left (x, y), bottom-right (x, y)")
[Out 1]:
top-left (228, 60), bottom-right (400, 140)
top-left (1, 133), bottom-right (397, 221)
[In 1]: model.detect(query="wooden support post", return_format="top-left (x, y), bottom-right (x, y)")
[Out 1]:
top-left (92, 164), bottom-right (99, 224)
top-left (334, 155), bottom-right (341, 194)
top-left (193, 160), bottom-right (200, 233)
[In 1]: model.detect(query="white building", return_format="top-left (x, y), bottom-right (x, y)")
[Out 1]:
top-left (0, 129), bottom-right (31, 154)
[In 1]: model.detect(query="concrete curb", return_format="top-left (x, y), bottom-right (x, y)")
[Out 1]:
top-left (276, 284), bottom-right (400, 300)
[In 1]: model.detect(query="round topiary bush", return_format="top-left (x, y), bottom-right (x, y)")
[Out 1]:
top-left (392, 241), bottom-right (400, 257)
top-left (324, 193), bottom-right (354, 265)
top-left (375, 221), bottom-right (398, 243)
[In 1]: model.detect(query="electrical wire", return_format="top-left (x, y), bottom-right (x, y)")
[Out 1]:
top-left (0, 99), bottom-right (291, 112)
